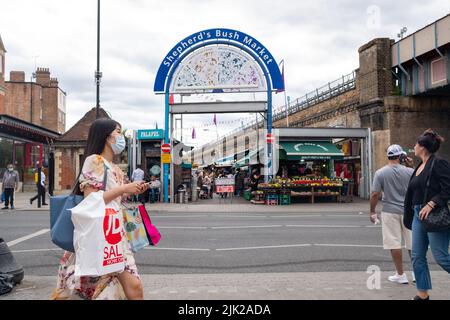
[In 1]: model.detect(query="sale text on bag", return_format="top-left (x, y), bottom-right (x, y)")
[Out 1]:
top-left (103, 208), bottom-right (124, 267)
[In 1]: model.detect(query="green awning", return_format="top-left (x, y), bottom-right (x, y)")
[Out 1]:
top-left (280, 141), bottom-right (344, 160)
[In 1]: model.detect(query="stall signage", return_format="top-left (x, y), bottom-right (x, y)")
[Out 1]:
top-left (215, 178), bottom-right (235, 186)
top-left (216, 185), bottom-right (235, 193)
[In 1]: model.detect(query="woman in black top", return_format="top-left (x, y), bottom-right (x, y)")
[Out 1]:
top-left (404, 129), bottom-right (450, 300)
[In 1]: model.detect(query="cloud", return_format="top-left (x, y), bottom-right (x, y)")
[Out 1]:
top-left (0, 0), bottom-right (448, 146)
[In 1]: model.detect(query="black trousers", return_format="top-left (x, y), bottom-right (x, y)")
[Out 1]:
top-left (30, 185), bottom-right (46, 206)
top-left (3, 188), bottom-right (15, 207)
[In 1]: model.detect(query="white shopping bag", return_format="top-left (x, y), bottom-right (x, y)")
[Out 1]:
top-left (71, 191), bottom-right (125, 277)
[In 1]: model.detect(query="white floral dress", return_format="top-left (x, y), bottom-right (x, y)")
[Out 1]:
top-left (51, 155), bottom-right (140, 300)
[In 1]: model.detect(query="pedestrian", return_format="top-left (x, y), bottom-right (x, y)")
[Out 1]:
top-left (51, 118), bottom-right (149, 300)
top-left (404, 129), bottom-right (450, 300)
top-left (234, 168), bottom-right (245, 197)
top-left (30, 164), bottom-right (47, 207)
top-left (370, 144), bottom-right (415, 284)
top-left (131, 165), bottom-right (145, 203)
top-left (149, 175), bottom-right (161, 203)
top-left (249, 169), bottom-right (261, 193)
top-left (1, 164), bottom-right (20, 210)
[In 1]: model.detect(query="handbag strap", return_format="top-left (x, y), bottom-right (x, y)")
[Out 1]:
top-left (422, 157), bottom-right (436, 206)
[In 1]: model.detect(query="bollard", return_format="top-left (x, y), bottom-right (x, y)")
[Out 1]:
top-left (0, 238), bottom-right (24, 285)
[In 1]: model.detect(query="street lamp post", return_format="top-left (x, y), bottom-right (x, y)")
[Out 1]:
top-left (95, 0), bottom-right (102, 119)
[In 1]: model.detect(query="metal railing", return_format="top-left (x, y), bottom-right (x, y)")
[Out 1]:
top-left (200, 70), bottom-right (357, 147)
top-left (273, 70), bottom-right (356, 122)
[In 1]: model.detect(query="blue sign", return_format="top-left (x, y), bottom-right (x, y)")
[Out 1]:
top-left (154, 28), bottom-right (284, 93)
top-left (137, 129), bottom-right (163, 140)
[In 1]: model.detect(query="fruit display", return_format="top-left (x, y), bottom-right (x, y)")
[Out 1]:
top-left (258, 177), bottom-right (343, 189)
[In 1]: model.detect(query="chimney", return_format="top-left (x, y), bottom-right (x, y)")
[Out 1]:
top-left (10, 71), bottom-right (25, 82)
top-left (35, 67), bottom-right (50, 86)
top-left (49, 77), bottom-right (59, 88)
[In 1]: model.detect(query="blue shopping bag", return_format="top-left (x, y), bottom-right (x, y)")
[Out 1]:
top-left (50, 165), bottom-right (108, 252)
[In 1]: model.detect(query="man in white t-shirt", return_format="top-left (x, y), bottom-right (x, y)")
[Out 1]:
top-left (370, 144), bottom-right (415, 284)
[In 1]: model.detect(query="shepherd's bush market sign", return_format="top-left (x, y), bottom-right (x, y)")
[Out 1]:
top-left (154, 28), bottom-right (284, 92)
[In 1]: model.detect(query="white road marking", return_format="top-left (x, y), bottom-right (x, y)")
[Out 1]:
top-left (153, 215), bottom-right (207, 218)
top-left (216, 244), bottom-right (312, 251)
top-left (8, 242), bottom-right (386, 253)
top-left (314, 243), bottom-right (383, 248)
top-left (211, 225), bottom-right (283, 230)
top-left (286, 224), bottom-right (368, 228)
top-left (11, 248), bottom-right (62, 253)
top-left (158, 226), bottom-right (209, 229)
top-left (144, 247), bottom-right (211, 251)
top-left (7, 229), bottom-right (50, 247)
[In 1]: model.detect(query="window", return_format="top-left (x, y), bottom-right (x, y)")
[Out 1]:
top-left (0, 54), bottom-right (3, 74)
top-left (431, 57), bottom-right (446, 85)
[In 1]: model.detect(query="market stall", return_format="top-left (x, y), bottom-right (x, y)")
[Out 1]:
top-left (257, 177), bottom-right (343, 204)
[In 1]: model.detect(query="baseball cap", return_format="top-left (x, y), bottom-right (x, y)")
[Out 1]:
top-left (387, 144), bottom-right (407, 157)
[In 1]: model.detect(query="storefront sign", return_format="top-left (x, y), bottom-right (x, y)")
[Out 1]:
top-left (137, 129), bottom-right (163, 140)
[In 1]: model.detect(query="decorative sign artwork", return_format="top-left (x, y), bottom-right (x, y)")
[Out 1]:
top-left (170, 45), bottom-right (266, 94)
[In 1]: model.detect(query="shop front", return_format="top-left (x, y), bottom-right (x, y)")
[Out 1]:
top-left (240, 127), bottom-right (372, 205)
top-left (255, 141), bottom-right (345, 204)
top-left (0, 115), bottom-right (60, 192)
top-left (136, 129), bottom-right (163, 177)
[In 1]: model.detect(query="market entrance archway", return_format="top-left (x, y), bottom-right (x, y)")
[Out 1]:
top-left (154, 28), bottom-right (284, 202)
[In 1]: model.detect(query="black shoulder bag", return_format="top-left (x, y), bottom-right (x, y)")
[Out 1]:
top-left (422, 159), bottom-right (450, 232)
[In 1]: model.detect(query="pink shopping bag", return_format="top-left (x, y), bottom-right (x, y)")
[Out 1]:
top-left (138, 205), bottom-right (161, 246)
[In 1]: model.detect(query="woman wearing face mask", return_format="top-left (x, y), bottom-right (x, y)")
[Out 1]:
top-left (404, 129), bottom-right (450, 300)
top-left (51, 118), bottom-right (149, 300)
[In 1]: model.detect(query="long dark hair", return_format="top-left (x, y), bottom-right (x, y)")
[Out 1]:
top-left (74, 118), bottom-right (121, 194)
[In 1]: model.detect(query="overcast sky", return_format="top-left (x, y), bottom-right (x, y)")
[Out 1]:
top-left (1, 1), bottom-right (448, 146)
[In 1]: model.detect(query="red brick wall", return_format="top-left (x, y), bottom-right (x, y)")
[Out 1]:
top-left (41, 86), bottom-right (58, 132)
top-left (59, 149), bottom-right (77, 190)
top-left (4, 82), bottom-right (42, 125)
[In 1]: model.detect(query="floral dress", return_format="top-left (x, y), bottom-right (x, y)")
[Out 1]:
top-left (51, 155), bottom-right (140, 300)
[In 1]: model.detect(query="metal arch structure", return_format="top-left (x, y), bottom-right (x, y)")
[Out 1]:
top-left (154, 28), bottom-right (284, 203)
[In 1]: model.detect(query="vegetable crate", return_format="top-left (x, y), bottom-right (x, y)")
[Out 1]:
top-left (279, 194), bottom-right (291, 205)
top-left (265, 194), bottom-right (278, 205)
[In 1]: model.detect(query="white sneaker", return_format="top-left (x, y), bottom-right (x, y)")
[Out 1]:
top-left (411, 272), bottom-right (416, 283)
top-left (388, 273), bottom-right (409, 284)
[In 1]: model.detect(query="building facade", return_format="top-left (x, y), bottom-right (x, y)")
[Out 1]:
top-left (0, 34), bottom-right (65, 191)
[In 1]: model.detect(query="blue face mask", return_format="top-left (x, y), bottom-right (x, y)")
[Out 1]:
top-left (110, 134), bottom-right (126, 155)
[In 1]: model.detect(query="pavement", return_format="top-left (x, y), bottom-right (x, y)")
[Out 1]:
top-left (3, 271), bottom-right (450, 300)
